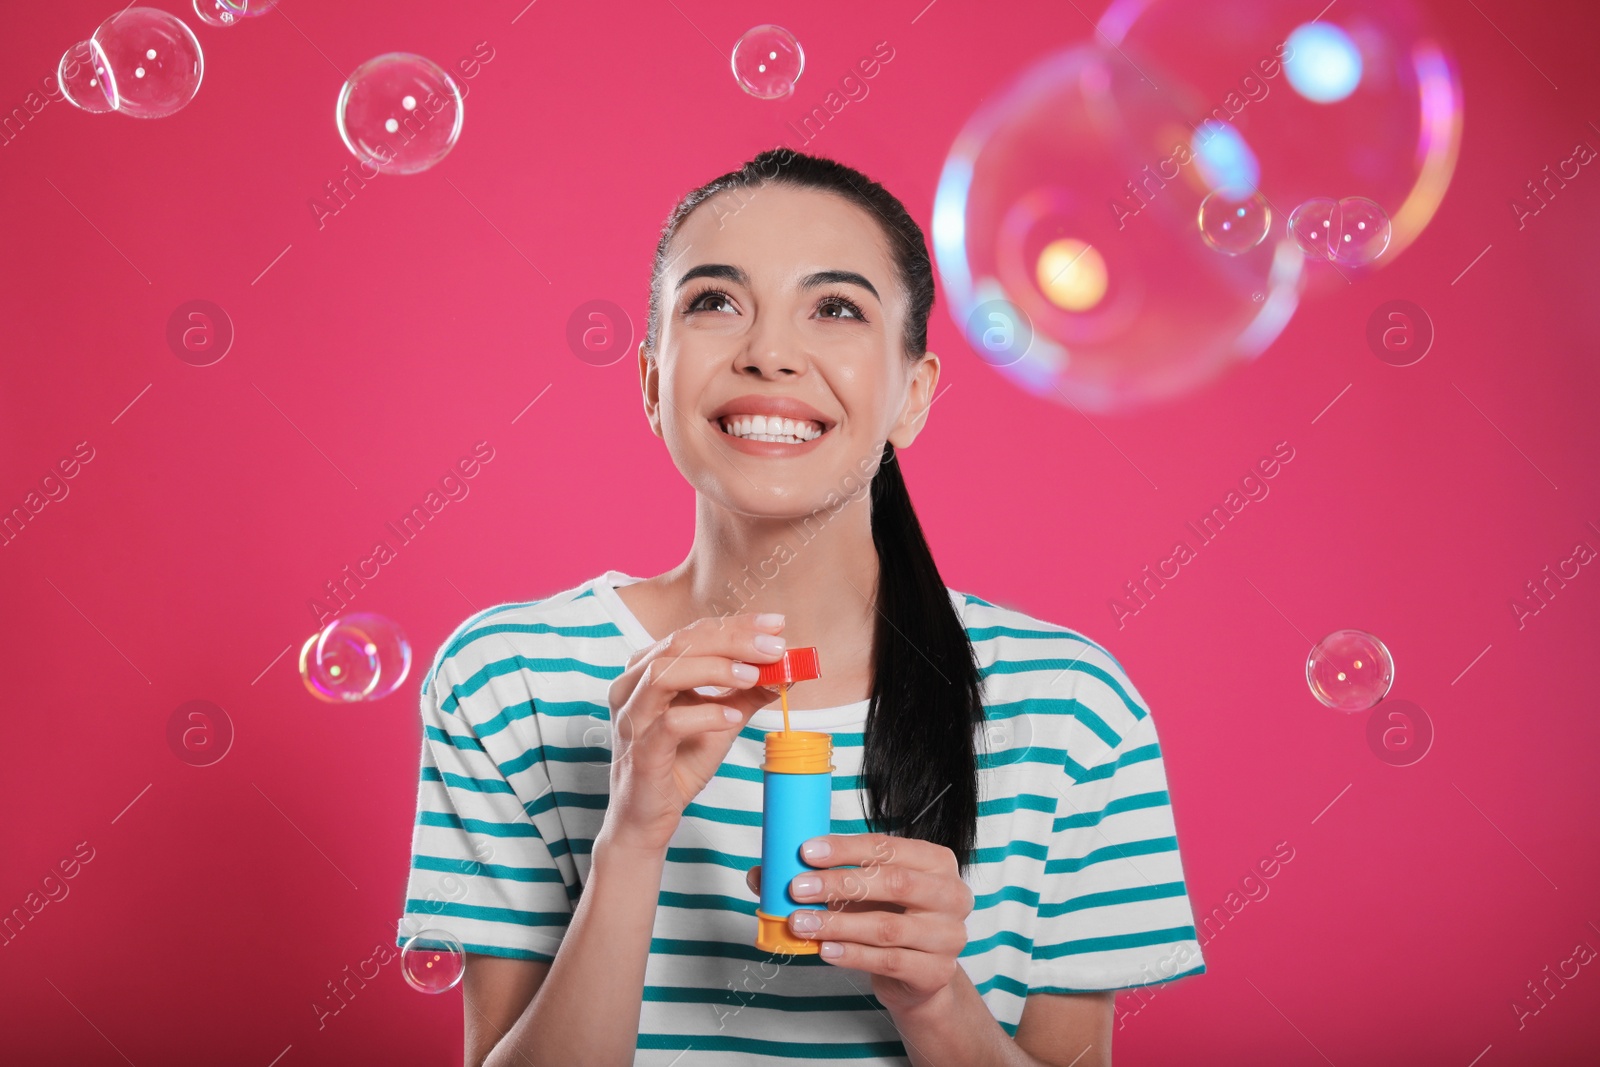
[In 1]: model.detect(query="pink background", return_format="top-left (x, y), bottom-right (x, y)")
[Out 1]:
top-left (3, 0), bottom-right (1598, 1064)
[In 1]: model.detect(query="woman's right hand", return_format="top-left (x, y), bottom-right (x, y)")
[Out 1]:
top-left (602, 612), bottom-right (787, 854)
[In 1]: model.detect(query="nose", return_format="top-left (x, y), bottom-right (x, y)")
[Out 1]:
top-left (738, 316), bottom-right (807, 378)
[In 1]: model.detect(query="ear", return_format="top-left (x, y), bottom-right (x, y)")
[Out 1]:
top-left (639, 340), bottom-right (664, 439)
top-left (888, 353), bottom-right (939, 449)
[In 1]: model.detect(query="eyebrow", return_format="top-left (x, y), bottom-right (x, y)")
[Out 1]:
top-left (675, 263), bottom-right (880, 303)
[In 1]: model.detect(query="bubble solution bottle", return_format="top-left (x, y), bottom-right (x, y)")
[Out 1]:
top-left (753, 646), bottom-right (831, 955)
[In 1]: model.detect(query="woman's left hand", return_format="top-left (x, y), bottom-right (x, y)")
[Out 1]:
top-left (745, 832), bottom-right (974, 1015)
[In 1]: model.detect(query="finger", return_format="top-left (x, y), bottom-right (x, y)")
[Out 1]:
top-left (791, 862), bottom-right (955, 914)
top-left (630, 700), bottom-right (756, 765)
top-left (800, 833), bottom-right (955, 876)
top-left (788, 908), bottom-right (967, 960)
top-left (811, 938), bottom-right (963, 992)
top-left (746, 865), bottom-right (761, 895)
top-left (618, 652), bottom-right (777, 739)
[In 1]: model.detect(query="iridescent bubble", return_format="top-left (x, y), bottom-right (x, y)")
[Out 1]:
top-left (933, 43), bottom-right (1299, 412)
top-left (1307, 629), bottom-right (1394, 712)
top-left (1329, 196), bottom-right (1392, 266)
top-left (337, 53), bottom-right (464, 175)
top-left (400, 929), bottom-right (466, 993)
top-left (299, 612), bottom-right (413, 703)
top-left (731, 25), bottom-right (804, 99)
top-left (1096, 0), bottom-right (1462, 279)
top-left (57, 41), bottom-right (115, 113)
top-left (1287, 197), bottom-right (1339, 259)
top-left (61, 7), bottom-right (204, 119)
top-left (1198, 190), bottom-right (1271, 255)
top-left (192, 0), bottom-right (277, 27)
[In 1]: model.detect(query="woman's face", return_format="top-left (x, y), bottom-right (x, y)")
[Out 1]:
top-left (639, 184), bottom-right (939, 519)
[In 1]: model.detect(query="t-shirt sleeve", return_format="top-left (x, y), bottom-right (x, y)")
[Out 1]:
top-left (1028, 652), bottom-right (1206, 993)
top-left (396, 640), bottom-right (576, 963)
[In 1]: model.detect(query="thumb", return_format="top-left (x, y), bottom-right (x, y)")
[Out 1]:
top-left (746, 864), bottom-right (761, 895)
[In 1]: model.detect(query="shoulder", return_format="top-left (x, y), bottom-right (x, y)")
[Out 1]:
top-left (417, 573), bottom-right (622, 709)
top-left (954, 588), bottom-right (1151, 753)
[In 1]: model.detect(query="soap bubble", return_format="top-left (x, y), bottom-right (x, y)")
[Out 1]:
top-left (400, 929), bottom-right (466, 993)
top-left (1095, 0), bottom-right (1462, 276)
top-left (1307, 629), bottom-right (1394, 712)
top-left (1287, 196), bottom-right (1392, 265)
top-left (192, 0), bottom-right (276, 27)
top-left (933, 43), bottom-right (1300, 413)
top-left (1287, 197), bottom-right (1338, 259)
top-left (1198, 190), bottom-right (1271, 255)
top-left (337, 53), bottom-right (464, 174)
top-left (60, 7), bottom-right (204, 119)
top-left (299, 612), bottom-right (412, 703)
top-left (731, 25), bottom-right (804, 99)
top-left (57, 41), bottom-right (115, 113)
top-left (1328, 196), bottom-right (1392, 265)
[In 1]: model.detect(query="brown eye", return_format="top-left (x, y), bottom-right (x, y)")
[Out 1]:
top-left (687, 289), bottom-right (735, 314)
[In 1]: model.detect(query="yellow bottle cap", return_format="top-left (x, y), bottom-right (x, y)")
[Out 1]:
top-left (762, 729), bottom-right (833, 774)
top-left (755, 909), bottom-right (821, 954)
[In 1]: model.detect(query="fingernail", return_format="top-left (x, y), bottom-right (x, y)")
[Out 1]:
top-left (754, 612), bottom-right (785, 629)
top-left (753, 633), bottom-right (786, 655)
top-left (790, 910), bottom-right (821, 932)
top-left (723, 707), bottom-right (742, 723)
top-left (801, 838), bottom-right (831, 862)
top-left (791, 875), bottom-right (821, 896)
top-left (731, 662), bottom-right (759, 682)
top-left (820, 941), bottom-right (843, 959)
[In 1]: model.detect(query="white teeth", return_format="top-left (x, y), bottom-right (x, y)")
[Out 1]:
top-left (718, 414), bottom-right (825, 443)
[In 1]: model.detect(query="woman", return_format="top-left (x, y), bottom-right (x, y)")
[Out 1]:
top-left (397, 148), bottom-right (1206, 1066)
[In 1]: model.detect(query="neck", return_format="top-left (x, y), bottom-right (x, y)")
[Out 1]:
top-left (661, 490), bottom-right (880, 659)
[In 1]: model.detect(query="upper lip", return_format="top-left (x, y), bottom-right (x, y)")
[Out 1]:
top-left (708, 394), bottom-right (835, 430)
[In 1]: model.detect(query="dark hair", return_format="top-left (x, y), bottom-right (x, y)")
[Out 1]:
top-left (642, 148), bottom-right (985, 876)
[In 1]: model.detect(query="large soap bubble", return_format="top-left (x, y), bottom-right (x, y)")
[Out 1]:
top-left (299, 612), bottom-right (413, 703)
top-left (337, 53), bottom-right (464, 175)
top-left (933, 43), bottom-right (1303, 413)
top-left (1096, 0), bottom-right (1462, 278)
top-left (59, 7), bottom-right (204, 118)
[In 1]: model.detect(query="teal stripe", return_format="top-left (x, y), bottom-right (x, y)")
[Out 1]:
top-left (424, 724), bottom-right (485, 752)
top-left (1029, 959), bottom-right (1207, 994)
top-left (393, 935), bottom-right (556, 963)
top-left (636, 1033), bottom-right (906, 1058)
top-left (441, 655), bottom-right (622, 714)
top-left (985, 697), bottom-right (1120, 749)
top-left (1032, 926), bottom-right (1200, 960)
top-left (964, 623), bottom-right (1121, 668)
top-left (402, 897), bottom-right (570, 930)
top-left (410, 852), bottom-right (566, 885)
top-left (644, 984), bottom-right (882, 1013)
top-left (420, 597), bottom-right (551, 694)
top-left (1046, 834), bottom-right (1179, 874)
top-left (1039, 880), bottom-right (1191, 918)
top-left (1053, 790), bottom-right (1172, 831)
top-left (416, 810), bottom-right (547, 840)
top-left (980, 658), bottom-right (1147, 721)
top-left (1068, 741), bottom-right (1162, 785)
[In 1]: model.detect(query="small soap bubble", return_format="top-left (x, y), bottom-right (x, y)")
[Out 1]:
top-left (1197, 190), bottom-right (1271, 255)
top-left (1329, 196), bottom-right (1392, 266)
top-left (1288, 197), bottom-right (1339, 260)
top-left (61, 8), bottom-right (204, 118)
top-left (731, 25), bottom-right (804, 99)
top-left (299, 612), bottom-right (412, 703)
top-left (193, 0), bottom-right (276, 27)
top-left (400, 930), bottom-right (466, 993)
top-left (1307, 629), bottom-right (1394, 712)
top-left (58, 41), bottom-right (115, 113)
top-left (337, 53), bottom-right (464, 174)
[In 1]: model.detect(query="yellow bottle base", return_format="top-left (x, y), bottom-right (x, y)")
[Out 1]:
top-left (756, 910), bottom-right (820, 955)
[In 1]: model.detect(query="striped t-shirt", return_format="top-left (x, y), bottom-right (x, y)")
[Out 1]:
top-left (396, 570), bottom-right (1206, 1063)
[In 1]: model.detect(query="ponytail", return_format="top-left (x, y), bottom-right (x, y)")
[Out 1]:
top-left (864, 441), bottom-right (984, 876)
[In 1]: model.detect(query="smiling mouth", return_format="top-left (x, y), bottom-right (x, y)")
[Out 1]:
top-left (716, 414), bottom-right (829, 445)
